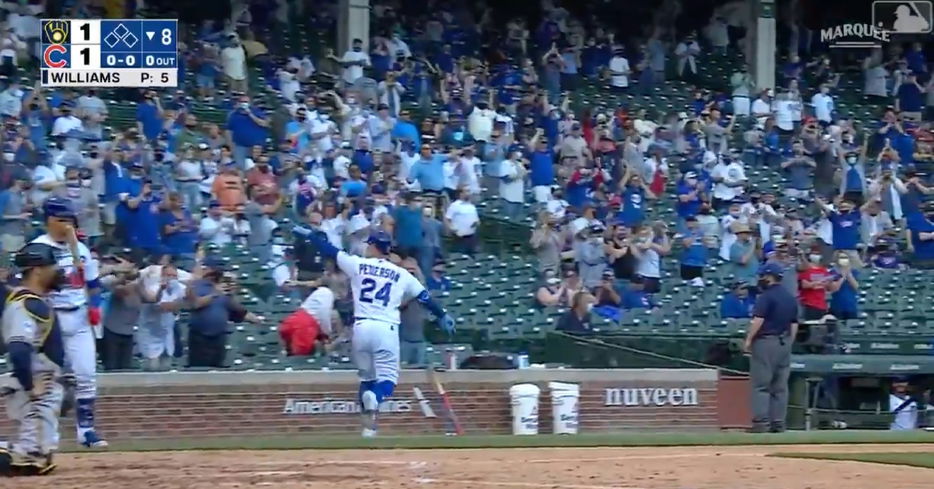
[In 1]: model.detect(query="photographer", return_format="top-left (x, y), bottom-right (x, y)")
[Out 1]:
top-left (573, 223), bottom-right (608, 290)
top-left (100, 255), bottom-right (140, 371)
top-left (765, 237), bottom-right (802, 296)
top-left (530, 211), bottom-right (565, 275)
top-left (594, 269), bottom-right (621, 307)
top-left (123, 176), bottom-right (164, 260)
top-left (629, 222), bottom-right (670, 294)
top-left (868, 164), bottom-right (908, 222)
top-left (780, 141), bottom-right (816, 202)
top-left (186, 256), bottom-right (262, 368)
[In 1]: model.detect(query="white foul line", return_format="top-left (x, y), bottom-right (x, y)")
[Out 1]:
top-left (415, 477), bottom-right (643, 489)
top-left (256, 460), bottom-right (425, 467)
top-left (523, 452), bottom-right (765, 463)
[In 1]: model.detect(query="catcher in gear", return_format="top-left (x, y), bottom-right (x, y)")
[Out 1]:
top-left (0, 242), bottom-right (68, 477)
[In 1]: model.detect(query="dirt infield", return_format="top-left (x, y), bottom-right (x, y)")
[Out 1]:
top-left (25, 443), bottom-right (934, 489)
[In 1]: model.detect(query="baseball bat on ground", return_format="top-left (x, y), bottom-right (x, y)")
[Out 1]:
top-left (426, 366), bottom-right (464, 436)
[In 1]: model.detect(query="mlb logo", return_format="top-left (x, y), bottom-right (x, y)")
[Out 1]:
top-left (873, 1), bottom-right (933, 34)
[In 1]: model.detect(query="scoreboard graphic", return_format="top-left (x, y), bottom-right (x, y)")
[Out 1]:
top-left (41, 19), bottom-right (178, 88)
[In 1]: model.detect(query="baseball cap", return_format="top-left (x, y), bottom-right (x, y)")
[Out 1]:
top-left (758, 262), bottom-right (784, 279)
top-left (203, 256), bottom-right (225, 270)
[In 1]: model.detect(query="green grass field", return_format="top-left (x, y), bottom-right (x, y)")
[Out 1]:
top-left (775, 451), bottom-right (934, 469)
top-left (62, 430), bottom-right (934, 453)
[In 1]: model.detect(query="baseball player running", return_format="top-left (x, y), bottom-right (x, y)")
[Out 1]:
top-left (293, 226), bottom-right (454, 437)
top-left (0, 242), bottom-right (68, 476)
top-left (29, 197), bottom-right (108, 448)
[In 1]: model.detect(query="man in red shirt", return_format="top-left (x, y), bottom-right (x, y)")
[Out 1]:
top-left (246, 154), bottom-right (280, 206)
top-left (798, 251), bottom-right (840, 320)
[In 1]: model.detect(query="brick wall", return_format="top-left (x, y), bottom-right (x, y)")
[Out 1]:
top-left (0, 369), bottom-right (738, 441)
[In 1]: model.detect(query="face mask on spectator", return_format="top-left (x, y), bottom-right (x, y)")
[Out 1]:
top-left (846, 155), bottom-right (857, 163)
top-left (3, 152), bottom-right (12, 162)
top-left (81, 179), bottom-right (92, 188)
top-left (838, 257), bottom-right (850, 267)
top-left (809, 254), bottom-right (822, 264)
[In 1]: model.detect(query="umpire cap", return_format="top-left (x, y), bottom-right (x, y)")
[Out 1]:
top-left (758, 262), bottom-right (784, 279)
top-left (43, 196), bottom-right (77, 220)
top-left (367, 230), bottom-right (392, 254)
top-left (14, 243), bottom-right (58, 270)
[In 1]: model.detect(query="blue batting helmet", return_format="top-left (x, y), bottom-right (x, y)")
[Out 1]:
top-left (758, 262), bottom-right (784, 279)
top-left (43, 197), bottom-right (76, 220)
top-left (367, 230), bottom-right (392, 254)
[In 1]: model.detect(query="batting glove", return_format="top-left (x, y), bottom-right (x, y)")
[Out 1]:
top-left (87, 307), bottom-right (102, 326)
top-left (439, 314), bottom-right (456, 335)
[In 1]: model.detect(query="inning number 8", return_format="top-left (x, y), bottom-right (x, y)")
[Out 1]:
top-left (161, 28), bottom-right (172, 45)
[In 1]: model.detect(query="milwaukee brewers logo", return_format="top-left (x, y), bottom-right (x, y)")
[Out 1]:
top-left (43, 20), bottom-right (69, 44)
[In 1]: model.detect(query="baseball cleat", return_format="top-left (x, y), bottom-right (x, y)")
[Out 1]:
top-left (361, 427), bottom-right (378, 438)
top-left (80, 431), bottom-right (109, 449)
top-left (9, 452), bottom-right (55, 476)
top-left (0, 447), bottom-right (11, 476)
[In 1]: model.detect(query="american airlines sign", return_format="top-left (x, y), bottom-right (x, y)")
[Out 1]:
top-left (604, 387), bottom-right (699, 407)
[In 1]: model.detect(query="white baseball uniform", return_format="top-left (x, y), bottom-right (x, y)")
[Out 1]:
top-left (29, 234), bottom-right (100, 441)
top-left (335, 251), bottom-right (425, 385)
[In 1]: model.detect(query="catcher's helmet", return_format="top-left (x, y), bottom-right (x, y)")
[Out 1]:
top-left (367, 230), bottom-right (392, 254)
top-left (43, 197), bottom-right (76, 221)
top-left (14, 243), bottom-right (58, 270)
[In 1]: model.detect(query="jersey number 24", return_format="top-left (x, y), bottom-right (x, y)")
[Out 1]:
top-left (360, 278), bottom-right (392, 307)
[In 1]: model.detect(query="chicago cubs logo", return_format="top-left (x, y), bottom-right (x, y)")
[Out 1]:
top-left (43, 44), bottom-right (68, 68)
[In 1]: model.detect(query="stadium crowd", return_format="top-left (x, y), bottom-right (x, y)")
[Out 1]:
top-left (0, 0), bottom-right (931, 373)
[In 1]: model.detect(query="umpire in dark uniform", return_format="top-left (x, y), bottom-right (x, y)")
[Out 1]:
top-left (744, 263), bottom-right (799, 433)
